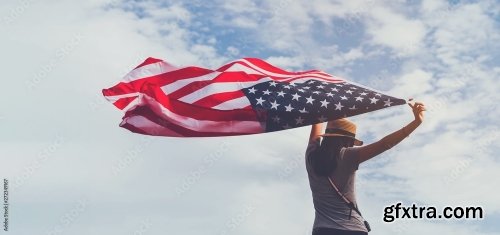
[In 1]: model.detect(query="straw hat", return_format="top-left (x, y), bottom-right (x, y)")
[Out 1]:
top-left (319, 118), bottom-right (363, 146)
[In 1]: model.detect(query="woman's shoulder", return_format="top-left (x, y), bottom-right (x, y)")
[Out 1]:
top-left (339, 146), bottom-right (362, 170)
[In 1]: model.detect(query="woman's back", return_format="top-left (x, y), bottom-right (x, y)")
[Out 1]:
top-left (305, 139), bottom-right (368, 232)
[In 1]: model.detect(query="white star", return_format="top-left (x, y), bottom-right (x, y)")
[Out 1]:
top-left (346, 90), bottom-right (353, 94)
top-left (290, 83), bottom-right (297, 86)
top-left (331, 87), bottom-right (338, 92)
top-left (355, 96), bottom-right (364, 102)
top-left (306, 96), bottom-right (315, 104)
top-left (349, 105), bottom-right (357, 110)
top-left (272, 116), bottom-right (280, 123)
top-left (384, 99), bottom-right (393, 107)
top-left (320, 99), bottom-right (330, 108)
top-left (263, 89), bottom-right (271, 95)
top-left (312, 91), bottom-right (320, 94)
top-left (298, 88), bottom-right (305, 93)
top-left (299, 108), bottom-right (308, 113)
top-left (270, 81), bottom-right (277, 86)
top-left (285, 104), bottom-right (294, 112)
top-left (375, 93), bottom-right (382, 97)
top-left (303, 86), bottom-right (310, 89)
top-left (351, 87), bottom-right (357, 90)
top-left (336, 83), bottom-right (344, 87)
top-left (295, 116), bottom-right (304, 125)
top-left (248, 87), bottom-right (257, 94)
top-left (283, 85), bottom-right (291, 89)
top-left (277, 91), bottom-right (286, 97)
top-left (291, 93), bottom-right (301, 101)
top-left (369, 97), bottom-right (379, 104)
top-left (270, 100), bottom-right (280, 109)
top-left (326, 92), bottom-right (334, 97)
top-left (340, 95), bottom-right (348, 100)
top-left (256, 97), bottom-right (265, 105)
top-left (322, 81), bottom-right (328, 84)
top-left (335, 102), bottom-right (344, 110)
top-left (360, 92), bottom-right (368, 96)
top-left (318, 116), bottom-right (327, 122)
top-left (317, 85), bottom-right (324, 89)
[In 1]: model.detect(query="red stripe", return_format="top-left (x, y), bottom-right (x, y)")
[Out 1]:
top-left (134, 57), bottom-right (163, 69)
top-left (286, 75), bottom-right (345, 83)
top-left (140, 84), bottom-right (259, 122)
top-left (102, 66), bottom-right (214, 97)
top-left (119, 122), bottom-right (149, 135)
top-left (123, 105), bottom-right (260, 137)
top-left (167, 72), bottom-right (266, 100)
top-left (113, 96), bottom-right (138, 110)
top-left (217, 59), bottom-right (320, 76)
top-left (192, 90), bottom-right (246, 108)
top-left (245, 58), bottom-right (321, 75)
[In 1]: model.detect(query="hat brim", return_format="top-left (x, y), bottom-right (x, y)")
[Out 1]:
top-left (319, 133), bottom-right (363, 146)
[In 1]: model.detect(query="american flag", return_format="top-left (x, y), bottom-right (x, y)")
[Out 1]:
top-left (102, 57), bottom-right (406, 137)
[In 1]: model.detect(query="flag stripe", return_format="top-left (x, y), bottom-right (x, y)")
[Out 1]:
top-left (163, 73), bottom-right (267, 100)
top-left (133, 57), bottom-right (164, 69)
top-left (140, 87), bottom-right (260, 122)
top-left (161, 71), bottom-right (222, 95)
top-left (211, 96), bottom-right (251, 110)
top-left (102, 66), bottom-right (214, 97)
top-left (125, 105), bottom-right (261, 136)
top-left (121, 114), bottom-right (184, 137)
top-left (192, 90), bottom-right (248, 108)
top-left (125, 60), bottom-right (179, 82)
top-left (178, 77), bottom-right (273, 104)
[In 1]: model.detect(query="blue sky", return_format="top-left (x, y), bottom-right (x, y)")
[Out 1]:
top-left (1, 0), bottom-right (499, 234)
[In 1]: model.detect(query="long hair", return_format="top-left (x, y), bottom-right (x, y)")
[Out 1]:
top-left (310, 136), bottom-right (354, 177)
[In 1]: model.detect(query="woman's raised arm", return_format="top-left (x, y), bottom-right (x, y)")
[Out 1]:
top-left (309, 123), bottom-right (324, 144)
top-left (358, 99), bottom-right (426, 163)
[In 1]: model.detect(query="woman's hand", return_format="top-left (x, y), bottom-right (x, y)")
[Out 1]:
top-left (408, 98), bottom-right (426, 124)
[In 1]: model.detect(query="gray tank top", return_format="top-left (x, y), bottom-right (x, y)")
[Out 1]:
top-left (305, 139), bottom-right (368, 232)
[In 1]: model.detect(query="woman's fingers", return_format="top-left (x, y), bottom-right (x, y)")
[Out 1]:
top-left (408, 98), bottom-right (426, 112)
top-left (407, 98), bottom-right (414, 108)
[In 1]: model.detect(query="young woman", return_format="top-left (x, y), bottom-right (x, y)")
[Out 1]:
top-left (305, 100), bottom-right (426, 235)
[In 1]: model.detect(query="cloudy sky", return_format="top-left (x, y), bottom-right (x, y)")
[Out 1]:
top-left (1, 0), bottom-right (499, 234)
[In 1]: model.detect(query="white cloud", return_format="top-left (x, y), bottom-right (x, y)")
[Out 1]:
top-left (365, 6), bottom-right (427, 56)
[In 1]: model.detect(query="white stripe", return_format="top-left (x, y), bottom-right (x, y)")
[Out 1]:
top-left (212, 96), bottom-right (250, 110)
top-left (103, 92), bottom-right (139, 102)
top-left (222, 62), bottom-right (265, 75)
top-left (121, 115), bottom-right (184, 137)
top-left (140, 95), bottom-right (262, 134)
top-left (178, 77), bottom-right (273, 104)
top-left (230, 59), bottom-right (340, 80)
top-left (123, 61), bottom-right (178, 82)
top-left (161, 71), bottom-right (221, 94)
top-left (285, 77), bottom-right (344, 84)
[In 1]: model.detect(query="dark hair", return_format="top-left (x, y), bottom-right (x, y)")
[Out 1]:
top-left (310, 136), bottom-right (354, 176)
